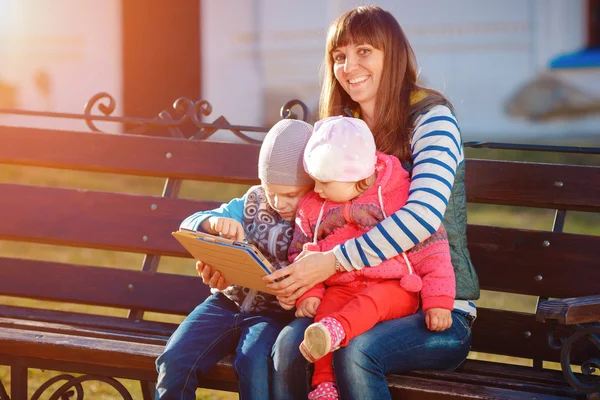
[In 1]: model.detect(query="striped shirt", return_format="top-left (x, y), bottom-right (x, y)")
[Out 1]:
top-left (332, 105), bottom-right (476, 317)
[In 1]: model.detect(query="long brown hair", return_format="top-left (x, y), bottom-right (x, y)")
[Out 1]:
top-left (319, 5), bottom-right (453, 162)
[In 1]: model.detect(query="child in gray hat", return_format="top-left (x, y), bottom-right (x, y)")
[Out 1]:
top-left (155, 119), bottom-right (314, 399)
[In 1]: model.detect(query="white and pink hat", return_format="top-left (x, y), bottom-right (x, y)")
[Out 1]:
top-left (303, 116), bottom-right (377, 182)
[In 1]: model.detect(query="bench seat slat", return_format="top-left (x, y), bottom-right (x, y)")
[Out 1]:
top-left (0, 304), bottom-right (179, 336)
top-left (0, 326), bottom-right (163, 370)
top-left (387, 374), bottom-right (576, 399)
top-left (0, 325), bottom-right (580, 400)
top-left (0, 126), bottom-right (262, 184)
top-left (0, 317), bottom-right (168, 345)
top-left (0, 183), bottom-right (219, 255)
top-left (0, 257), bottom-right (210, 315)
top-left (450, 359), bottom-right (575, 387)
top-left (408, 365), bottom-right (579, 399)
top-left (466, 159), bottom-right (600, 212)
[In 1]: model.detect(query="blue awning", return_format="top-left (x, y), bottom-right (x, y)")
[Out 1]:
top-left (549, 48), bottom-right (600, 69)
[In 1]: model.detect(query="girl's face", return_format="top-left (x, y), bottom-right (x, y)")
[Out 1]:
top-left (312, 178), bottom-right (360, 203)
top-left (331, 43), bottom-right (384, 114)
top-left (261, 181), bottom-right (312, 222)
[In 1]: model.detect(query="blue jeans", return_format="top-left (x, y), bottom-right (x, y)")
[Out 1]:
top-left (156, 293), bottom-right (293, 400)
top-left (271, 310), bottom-right (472, 400)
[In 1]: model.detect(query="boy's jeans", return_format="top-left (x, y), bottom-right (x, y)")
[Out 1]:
top-left (156, 292), bottom-right (293, 400)
top-left (272, 310), bottom-right (472, 400)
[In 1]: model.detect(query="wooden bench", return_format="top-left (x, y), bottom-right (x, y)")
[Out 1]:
top-left (0, 99), bottom-right (598, 399)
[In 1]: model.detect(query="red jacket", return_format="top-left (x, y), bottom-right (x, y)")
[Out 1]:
top-left (290, 152), bottom-right (455, 311)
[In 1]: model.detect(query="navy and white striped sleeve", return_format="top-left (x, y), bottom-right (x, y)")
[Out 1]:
top-left (333, 106), bottom-right (464, 271)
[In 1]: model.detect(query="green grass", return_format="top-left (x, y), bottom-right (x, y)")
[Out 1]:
top-left (1, 143), bottom-right (599, 398)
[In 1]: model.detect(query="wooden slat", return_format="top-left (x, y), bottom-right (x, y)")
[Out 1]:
top-left (0, 305), bottom-right (179, 336)
top-left (409, 363), bottom-right (578, 399)
top-left (451, 359), bottom-right (572, 387)
top-left (0, 183), bottom-right (220, 255)
top-left (0, 318), bottom-right (168, 345)
top-left (466, 159), bottom-right (600, 212)
top-left (0, 258), bottom-right (211, 315)
top-left (537, 295), bottom-right (600, 325)
top-left (0, 327), bottom-right (163, 371)
top-left (0, 125), bottom-right (262, 184)
top-left (471, 308), bottom-right (599, 364)
top-left (0, 354), bottom-right (239, 392)
top-left (387, 374), bottom-right (575, 399)
top-left (468, 225), bottom-right (600, 298)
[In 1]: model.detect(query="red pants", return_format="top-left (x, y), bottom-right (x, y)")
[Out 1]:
top-left (311, 279), bottom-right (419, 386)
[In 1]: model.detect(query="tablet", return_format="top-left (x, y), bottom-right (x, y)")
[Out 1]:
top-left (172, 229), bottom-right (275, 293)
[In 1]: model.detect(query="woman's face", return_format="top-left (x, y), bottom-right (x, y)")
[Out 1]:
top-left (332, 43), bottom-right (384, 113)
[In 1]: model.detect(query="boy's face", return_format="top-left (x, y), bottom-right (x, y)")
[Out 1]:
top-left (262, 181), bottom-right (313, 222)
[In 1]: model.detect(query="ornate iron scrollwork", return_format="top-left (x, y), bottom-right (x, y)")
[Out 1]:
top-left (83, 92), bottom-right (117, 132)
top-left (1, 92), bottom-right (311, 143)
top-left (280, 99), bottom-right (310, 121)
top-left (31, 373), bottom-right (133, 400)
top-left (546, 323), bottom-right (600, 394)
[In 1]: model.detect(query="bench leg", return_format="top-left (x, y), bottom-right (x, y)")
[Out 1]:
top-left (10, 366), bottom-right (27, 400)
top-left (140, 381), bottom-right (155, 400)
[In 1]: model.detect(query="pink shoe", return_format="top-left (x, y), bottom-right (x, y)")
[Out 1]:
top-left (308, 381), bottom-right (339, 399)
top-left (299, 317), bottom-right (345, 362)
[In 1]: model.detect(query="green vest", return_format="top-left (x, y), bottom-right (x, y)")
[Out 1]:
top-left (444, 161), bottom-right (480, 300)
top-left (408, 98), bottom-right (480, 300)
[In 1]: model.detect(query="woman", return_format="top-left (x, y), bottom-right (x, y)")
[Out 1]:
top-left (267, 5), bottom-right (480, 399)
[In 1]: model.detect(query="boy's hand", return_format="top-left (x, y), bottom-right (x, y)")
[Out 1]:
top-left (205, 217), bottom-right (245, 241)
top-left (295, 297), bottom-right (321, 318)
top-left (196, 261), bottom-right (229, 290)
top-left (425, 308), bottom-right (453, 331)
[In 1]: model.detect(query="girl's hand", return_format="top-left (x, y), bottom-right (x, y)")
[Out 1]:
top-left (196, 261), bottom-right (229, 290)
top-left (203, 217), bottom-right (245, 242)
top-left (425, 308), bottom-right (453, 331)
top-left (295, 297), bottom-right (321, 318)
top-left (263, 250), bottom-right (337, 304)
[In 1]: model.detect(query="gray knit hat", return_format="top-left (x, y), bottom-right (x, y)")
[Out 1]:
top-left (258, 119), bottom-right (314, 186)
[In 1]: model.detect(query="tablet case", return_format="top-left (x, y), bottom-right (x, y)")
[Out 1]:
top-left (172, 229), bottom-right (275, 293)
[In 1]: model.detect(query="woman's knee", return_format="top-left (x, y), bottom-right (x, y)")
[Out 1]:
top-left (334, 334), bottom-right (383, 373)
top-left (233, 349), bottom-right (270, 375)
top-left (272, 317), bottom-right (311, 369)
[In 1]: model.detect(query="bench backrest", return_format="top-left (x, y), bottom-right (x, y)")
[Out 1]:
top-left (1, 124), bottom-right (599, 366)
top-left (465, 157), bottom-right (600, 365)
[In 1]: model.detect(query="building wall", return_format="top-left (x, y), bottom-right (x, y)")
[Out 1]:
top-left (0, 0), bottom-right (122, 132)
top-left (201, 0), bottom-right (599, 141)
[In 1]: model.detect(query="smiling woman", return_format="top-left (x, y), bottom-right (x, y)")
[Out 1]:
top-left (331, 44), bottom-right (384, 124)
top-left (269, 5), bottom-right (479, 400)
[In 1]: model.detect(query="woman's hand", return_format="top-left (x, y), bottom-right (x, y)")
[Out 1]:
top-left (196, 261), bottom-right (229, 290)
top-left (295, 297), bottom-right (321, 318)
top-left (425, 308), bottom-right (453, 331)
top-left (263, 250), bottom-right (337, 304)
top-left (278, 297), bottom-right (296, 311)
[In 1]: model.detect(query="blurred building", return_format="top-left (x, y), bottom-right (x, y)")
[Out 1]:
top-left (0, 0), bottom-right (598, 141)
top-left (0, 0), bottom-right (199, 133)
